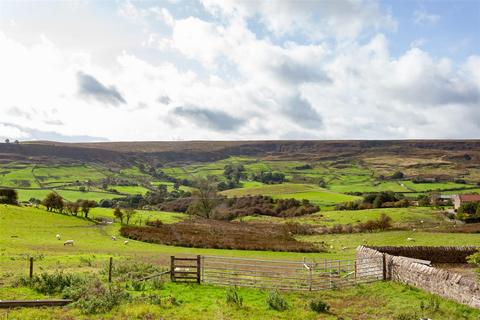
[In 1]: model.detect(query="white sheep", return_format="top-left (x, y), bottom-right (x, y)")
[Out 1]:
top-left (124, 240), bottom-right (129, 245)
top-left (174, 267), bottom-right (190, 272)
top-left (407, 237), bottom-right (414, 241)
top-left (111, 236), bottom-right (117, 241)
top-left (56, 234), bottom-right (61, 240)
top-left (64, 240), bottom-right (74, 246)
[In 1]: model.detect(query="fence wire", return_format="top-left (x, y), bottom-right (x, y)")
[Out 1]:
top-left (200, 255), bottom-right (384, 291)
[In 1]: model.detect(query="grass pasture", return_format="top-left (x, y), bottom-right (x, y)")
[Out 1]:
top-left (0, 204), bottom-right (479, 318)
top-left (15, 188), bottom-right (122, 202)
top-left (1, 281), bottom-right (478, 320)
top-left (33, 165), bottom-right (106, 186)
top-left (221, 183), bottom-right (361, 206)
top-left (238, 207), bottom-right (444, 229)
top-left (0, 165), bottom-right (39, 188)
top-left (110, 185), bottom-right (151, 195)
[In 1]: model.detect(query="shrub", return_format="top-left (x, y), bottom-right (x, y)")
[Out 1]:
top-left (63, 278), bottom-right (129, 314)
top-left (309, 298), bottom-right (330, 313)
top-left (266, 290), bottom-right (288, 311)
top-left (146, 219), bottom-right (164, 227)
top-left (394, 312), bottom-right (418, 320)
top-left (128, 279), bottom-right (146, 291)
top-left (121, 220), bottom-right (323, 252)
top-left (225, 287), bottom-right (243, 307)
top-left (135, 293), bottom-right (162, 305)
top-left (149, 277), bottom-right (165, 290)
top-left (15, 270), bottom-right (83, 295)
top-left (102, 261), bottom-right (164, 282)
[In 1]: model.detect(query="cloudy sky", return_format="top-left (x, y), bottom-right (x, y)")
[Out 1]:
top-left (0, 0), bottom-right (479, 142)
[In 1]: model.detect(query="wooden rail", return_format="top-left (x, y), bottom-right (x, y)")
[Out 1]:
top-left (170, 255), bottom-right (201, 283)
top-left (0, 300), bottom-right (72, 308)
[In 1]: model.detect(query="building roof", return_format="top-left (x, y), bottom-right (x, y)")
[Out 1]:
top-left (458, 194), bottom-right (480, 202)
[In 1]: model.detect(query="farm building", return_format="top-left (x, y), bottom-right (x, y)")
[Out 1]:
top-left (452, 194), bottom-right (480, 210)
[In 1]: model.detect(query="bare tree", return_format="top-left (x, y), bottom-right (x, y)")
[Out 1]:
top-left (187, 176), bottom-right (220, 219)
top-left (125, 208), bottom-right (136, 225)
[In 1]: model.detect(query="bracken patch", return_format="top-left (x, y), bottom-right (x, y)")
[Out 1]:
top-left (120, 219), bottom-right (324, 252)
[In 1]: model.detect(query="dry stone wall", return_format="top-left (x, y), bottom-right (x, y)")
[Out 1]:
top-left (356, 246), bottom-right (480, 309)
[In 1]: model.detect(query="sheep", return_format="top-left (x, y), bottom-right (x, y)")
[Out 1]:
top-left (124, 240), bottom-right (129, 245)
top-left (174, 267), bottom-right (190, 272)
top-left (56, 234), bottom-right (61, 240)
top-left (111, 236), bottom-right (117, 241)
top-left (63, 240), bottom-right (74, 246)
top-left (407, 237), bottom-right (414, 241)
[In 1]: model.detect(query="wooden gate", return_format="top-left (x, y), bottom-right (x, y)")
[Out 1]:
top-left (169, 255), bottom-right (384, 290)
top-left (200, 255), bottom-right (384, 291)
top-left (170, 255), bottom-right (201, 283)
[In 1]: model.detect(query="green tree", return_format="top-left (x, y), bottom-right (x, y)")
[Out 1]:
top-left (0, 188), bottom-right (18, 204)
top-left (124, 208), bottom-right (136, 225)
top-left (390, 171), bottom-right (404, 179)
top-left (65, 202), bottom-right (80, 215)
top-left (113, 207), bottom-right (124, 224)
top-left (42, 192), bottom-right (64, 212)
top-left (78, 200), bottom-right (97, 218)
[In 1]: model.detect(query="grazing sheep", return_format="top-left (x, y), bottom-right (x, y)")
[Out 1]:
top-left (124, 240), bottom-right (129, 245)
top-left (407, 237), bottom-right (414, 241)
top-left (174, 267), bottom-right (190, 272)
top-left (111, 236), bottom-right (117, 241)
top-left (56, 234), bottom-right (61, 240)
top-left (64, 240), bottom-right (74, 246)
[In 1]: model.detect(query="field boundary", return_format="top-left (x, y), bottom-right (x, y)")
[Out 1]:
top-left (356, 246), bottom-right (480, 308)
top-left (170, 255), bottom-right (384, 291)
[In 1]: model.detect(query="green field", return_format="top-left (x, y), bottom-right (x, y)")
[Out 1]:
top-left (221, 183), bottom-right (361, 206)
top-left (0, 165), bottom-right (40, 188)
top-left (33, 165), bottom-right (106, 186)
top-left (15, 189), bottom-right (122, 202)
top-left (401, 181), bottom-right (476, 192)
top-left (1, 205), bottom-right (478, 267)
top-left (110, 185), bottom-right (151, 195)
top-left (239, 207), bottom-right (444, 229)
top-left (1, 281), bottom-right (477, 319)
top-left (0, 205), bottom-right (479, 319)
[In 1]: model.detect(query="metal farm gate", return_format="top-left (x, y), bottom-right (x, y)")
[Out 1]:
top-left (171, 255), bottom-right (385, 291)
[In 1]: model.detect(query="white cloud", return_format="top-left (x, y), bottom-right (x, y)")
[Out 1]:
top-left (0, 1), bottom-right (478, 142)
top-left (414, 9), bottom-right (440, 25)
top-left (202, 0), bottom-right (397, 40)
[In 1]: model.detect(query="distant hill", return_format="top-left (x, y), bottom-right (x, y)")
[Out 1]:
top-left (1, 140), bottom-right (479, 168)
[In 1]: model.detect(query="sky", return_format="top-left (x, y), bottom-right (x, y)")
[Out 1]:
top-left (0, 0), bottom-right (479, 142)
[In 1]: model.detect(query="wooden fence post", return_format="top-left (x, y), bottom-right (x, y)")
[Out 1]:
top-left (108, 257), bottom-right (113, 283)
top-left (170, 256), bottom-right (175, 282)
top-left (29, 257), bottom-right (33, 279)
top-left (382, 253), bottom-right (387, 280)
top-left (196, 255), bottom-right (201, 284)
top-left (354, 260), bottom-right (357, 280)
top-left (308, 264), bottom-right (312, 291)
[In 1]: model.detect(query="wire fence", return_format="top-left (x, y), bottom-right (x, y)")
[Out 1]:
top-left (176, 255), bottom-right (385, 291)
top-left (1, 254), bottom-right (385, 291)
